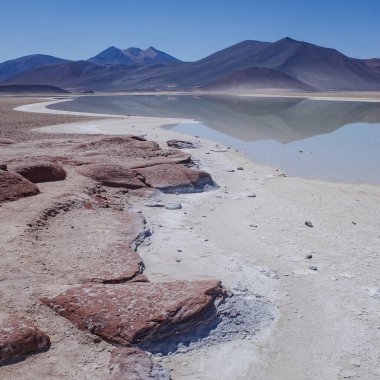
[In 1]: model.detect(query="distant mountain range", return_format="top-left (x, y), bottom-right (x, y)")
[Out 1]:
top-left (2, 38), bottom-right (380, 92)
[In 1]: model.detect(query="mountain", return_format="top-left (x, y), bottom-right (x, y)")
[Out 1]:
top-left (0, 54), bottom-right (69, 83)
top-left (201, 66), bottom-right (314, 91)
top-left (240, 37), bottom-right (380, 90)
top-left (88, 46), bottom-right (181, 65)
top-left (4, 38), bottom-right (380, 92)
top-left (362, 58), bottom-right (380, 72)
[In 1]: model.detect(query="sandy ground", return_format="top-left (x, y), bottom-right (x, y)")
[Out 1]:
top-left (1, 97), bottom-right (379, 379)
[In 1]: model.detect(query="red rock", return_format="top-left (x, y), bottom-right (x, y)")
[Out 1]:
top-left (0, 138), bottom-right (16, 145)
top-left (12, 162), bottom-right (67, 183)
top-left (109, 347), bottom-right (169, 380)
top-left (73, 136), bottom-right (191, 168)
top-left (41, 280), bottom-right (224, 346)
top-left (0, 170), bottom-right (39, 203)
top-left (136, 164), bottom-right (215, 193)
top-left (77, 164), bottom-right (146, 189)
top-left (0, 315), bottom-right (51, 365)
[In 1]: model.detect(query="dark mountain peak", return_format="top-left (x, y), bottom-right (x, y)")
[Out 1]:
top-left (0, 54), bottom-right (69, 83)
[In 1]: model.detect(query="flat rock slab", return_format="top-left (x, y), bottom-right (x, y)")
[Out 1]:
top-left (0, 315), bottom-right (50, 365)
top-left (136, 164), bottom-right (215, 193)
top-left (89, 210), bottom-right (147, 283)
top-left (77, 164), bottom-right (146, 189)
top-left (11, 161), bottom-right (67, 183)
top-left (73, 136), bottom-right (190, 168)
top-left (0, 169), bottom-right (39, 203)
top-left (166, 139), bottom-right (197, 149)
top-left (41, 280), bottom-right (224, 346)
top-left (109, 347), bottom-right (169, 380)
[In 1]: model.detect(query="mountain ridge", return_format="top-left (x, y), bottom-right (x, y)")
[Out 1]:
top-left (2, 38), bottom-right (380, 92)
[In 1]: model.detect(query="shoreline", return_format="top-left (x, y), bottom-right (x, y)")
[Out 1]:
top-left (1, 97), bottom-right (379, 379)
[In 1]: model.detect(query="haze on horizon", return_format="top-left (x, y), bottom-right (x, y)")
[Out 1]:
top-left (0, 0), bottom-right (380, 63)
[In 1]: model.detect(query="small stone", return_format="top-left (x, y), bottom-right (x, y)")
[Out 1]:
top-left (237, 167), bottom-right (244, 171)
top-left (177, 249), bottom-right (182, 253)
top-left (93, 336), bottom-right (102, 343)
top-left (309, 266), bottom-right (318, 271)
top-left (298, 150), bottom-right (303, 153)
top-left (226, 169), bottom-right (235, 172)
top-left (175, 257), bottom-right (181, 262)
top-left (341, 369), bottom-right (357, 378)
top-left (306, 254), bottom-right (313, 259)
top-left (247, 193), bottom-right (256, 198)
top-left (0, 164), bottom-right (7, 171)
top-left (305, 221), bottom-right (313, 227)
top-left (165, 202), bottom-right (182, 210)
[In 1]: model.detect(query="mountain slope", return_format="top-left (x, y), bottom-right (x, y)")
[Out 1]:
top-left (246, 37), bottom-right (380, 90)
top-left (89, 46), bottom-right (180, 65)
top-left (0, 54), bottom-right (69, 83)
top-left (201, 67), bottom-right (314, 91)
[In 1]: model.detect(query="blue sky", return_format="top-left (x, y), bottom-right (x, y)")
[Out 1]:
top-left (0, 0), bottom-right (380, 62)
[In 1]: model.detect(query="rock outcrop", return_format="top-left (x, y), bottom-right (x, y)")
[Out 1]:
top-left (0, 138), bottom-right (16, 145)
top-left (109, 347), bottom-right (170, 380)
top-left (77, 164), bottom-right (146, 189)
top-left (12, 162), bottom-right (67, 183)
top-left (0, 315), bottom-right (50, 365)
top-left (136, 164), bottom-right (215, 193)
top-left (166, 139), bottom-right (196, 149)
top-left (73, 136), bottom-right (191, 168)
top-left (41, 280), bottom-right (224, 346)
top-left (0, 169), bottom-right (39, 203)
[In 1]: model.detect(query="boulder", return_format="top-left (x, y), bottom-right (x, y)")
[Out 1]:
top-left (73, 136), bottom-right (191, 168)
top-left (41, 280), bottom-right (224, 346)
top-left (109, 347), bottom-right (169, 380)
top-left (0, 138), bottom-right (16, 145)
top-left (12, 162), bottom-right (67, 183)
top-left (136, 164), bottom-right (215, 193)
top-left (0, 170), bottom-right (39, 203)
top-left (77, 164), bottom-right (146, 189)
top-left (166, 139), bottom-right (196, 149)
top-left (0, 315), bottom-right (50, 365)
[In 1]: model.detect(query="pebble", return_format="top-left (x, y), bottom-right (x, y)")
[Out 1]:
top-left (247, 193), bottom-right (256, 198)
top-left (237, 167), bottom-right (244, 170)
top-left (306, 254), bottom-right (313, 259)
top-left (175, 257), bottom-right (181, 262)
top-left (309, 266), bottom-right (318, 271)
top-left (165, 202), bottom-right (182, 210)
top-left (305, 221), bottom-right (313, 227)
top-left (227, 169), bottom-right (235, 172)
top-left (340, 369), bottom-right (357, 378)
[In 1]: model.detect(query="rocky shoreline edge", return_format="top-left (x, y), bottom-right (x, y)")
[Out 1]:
top-left (0, 129), bottom-right (275, 379)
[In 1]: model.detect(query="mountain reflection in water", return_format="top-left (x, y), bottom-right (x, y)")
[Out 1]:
top-left (49, 95), bottom-right (380, 183)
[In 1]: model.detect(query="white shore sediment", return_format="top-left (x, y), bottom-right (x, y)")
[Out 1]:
top-left (8, 99), bottom-right (380, 379)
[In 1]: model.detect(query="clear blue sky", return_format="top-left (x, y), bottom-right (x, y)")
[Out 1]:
top-left (1, 0), bottom-right (380, 62)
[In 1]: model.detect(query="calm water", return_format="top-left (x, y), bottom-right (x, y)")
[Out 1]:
top-left (49, 95), bottom-right (380, 184)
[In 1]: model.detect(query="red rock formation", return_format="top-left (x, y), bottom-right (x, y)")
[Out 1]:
top-left (109, 347), bottom-right (169, 380)
top-left (41, 280), bottom-right (224, 346)
top-left (77, 164), bottom-right (146, 189)
top-left (136, 164), bottom-right (214, 193)
top-left (0, 316), bottom-right (50, 365)
top-left (0, 138), bottom-right (16, 145)
top-left (12, 162), bottom-right (67, 183)
top-left (0, 170), bottom-right (39, 203)
top-left (73, 136), bottom-right (191, 168)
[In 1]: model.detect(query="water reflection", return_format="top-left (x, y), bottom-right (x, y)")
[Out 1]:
top-left (50, 94), bottom-right (380, 143)
top-left (50, 95), bottom-right (380, 183)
